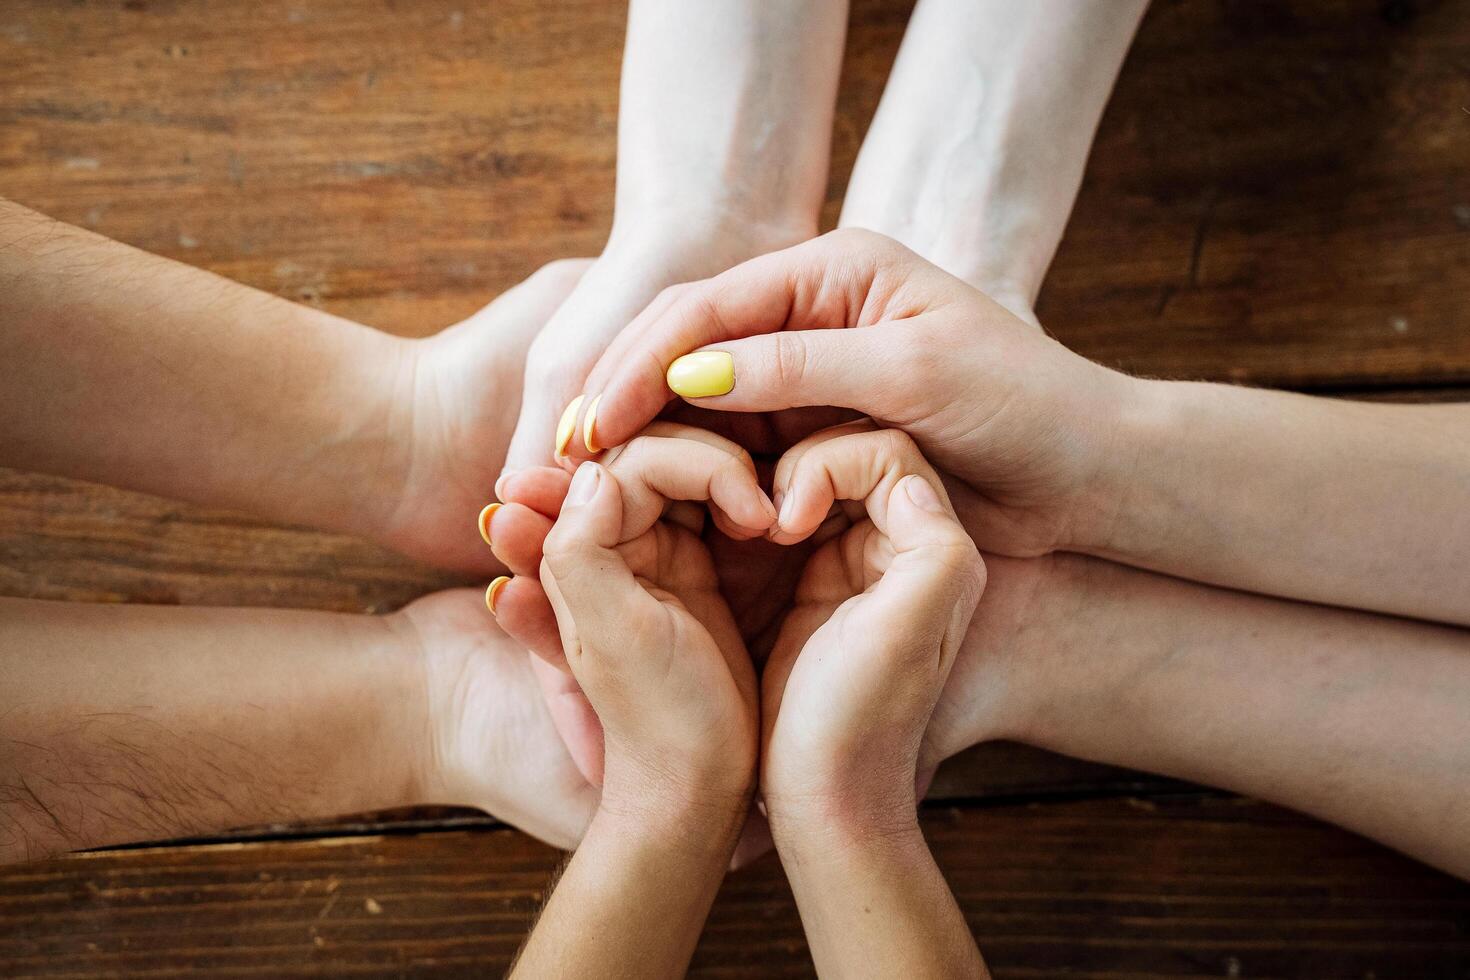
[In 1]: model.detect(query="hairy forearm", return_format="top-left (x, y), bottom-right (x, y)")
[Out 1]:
top-left (1089, 381), bottom-right (1470, 624)
top-left (0, 598), bottom-right (424, 861)
top-left (774, 821), bottom-right (986, 979)
top-left (841, 0), bottom-right (1146, 309)
top-left (0, 199), bottom-right (411, 540)
top-left (613, 0), bottom-right (846, 240)
top-left (513, 805), bottom-right (742, 978)
top-left (994, 555), bottom-right (1470, 879)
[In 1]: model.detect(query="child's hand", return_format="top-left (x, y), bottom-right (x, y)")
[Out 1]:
top-left (533, 424), bottom-right (772, 816)
top-left (759, 421), bottom-right (986, 838)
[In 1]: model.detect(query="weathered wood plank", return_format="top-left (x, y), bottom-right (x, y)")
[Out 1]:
top-left (0, 796), bottom-right (1465, 978)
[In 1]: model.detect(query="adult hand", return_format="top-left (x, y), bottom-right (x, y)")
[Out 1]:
top-left (560, 228), bottom-right (1146, 560)
top-left (392, 589), bottom-right (599, 850)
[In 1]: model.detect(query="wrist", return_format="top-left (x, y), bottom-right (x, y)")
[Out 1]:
top-left (769, 797), bottom-right (925, 869)
top-left (303, 323), bottom-right (422, 545)
top-left (595, 777), bottom-right (750, 862)
top-left (604, 203), bottom-right (813, 272)
top-left (1061, 371), bottom-right (1176, 558)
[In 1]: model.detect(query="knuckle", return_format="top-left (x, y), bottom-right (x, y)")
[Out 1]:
top-left (769, 331), bottom-right (810, 390)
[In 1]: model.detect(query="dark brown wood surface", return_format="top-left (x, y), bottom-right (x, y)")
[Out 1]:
top-left (2, 0), bottom-right (1468, 974)
top-left (2, 797), bottom-right (1468, 979)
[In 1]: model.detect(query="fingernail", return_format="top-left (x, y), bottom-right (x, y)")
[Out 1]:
top-left (903, 475), bottom-right (946, 514)
top-left (494, 470), bottom-right (516, 501)
top-left (485, 575), bottom-right (511, 614)
top-left (666, 351), bottom-right (734, 398)
top-left (778, 486), bottom-right (797, 528)
top-left (476, 502), bottom-right (501, 547)
top-left (582, 393), bottom-right (604, 454)
top-left (565, 461), bottom-right (601, 508)
top-left (554, 395), bottom-right (585, 457)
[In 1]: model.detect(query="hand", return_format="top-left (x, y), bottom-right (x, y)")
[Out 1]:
top-left (533, 429), bottom-right (768, 814)
top-left (374, 259), bottom-right (591, 575)
top-left (390, 588), bottom-right (599, 849)
top-left (757, 422), bottom-right (986, 832)
top-left (495, 222), bottom-right (811, 492)
top-left (560, 228), bottom-right (1147, 559)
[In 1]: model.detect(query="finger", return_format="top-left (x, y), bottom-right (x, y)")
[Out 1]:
top-left (489, 574), bottom-right (564, 668)
top-left (481, 502), bottom-right (553, 577)
top-left (491, 262), bottom-right (599, 482)
top-left (495, 466), bottom-right (573, 517)
top-left (529, 654), bottom-right (605, 788)
top-left (539, 460), bottom-right (694, 713)
top-left (855, 474), bottom-right (986, 675)
top-left (575, 229), bottom-right (923, 455)
top-left (771, 425), bottom-right (949, 544)
top-left (598, 424), bottom-right (775, 539)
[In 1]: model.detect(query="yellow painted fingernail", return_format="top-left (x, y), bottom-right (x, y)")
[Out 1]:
top-left (666, 351), bottom-right (734, 398)
top-left (477, 502), bottom-right (501, 547)
top-left (485, 575), bottom-right (511, 614)
top-left (554, 395), bottom-right (585, 457)
top-left (582, 394), bottom-right (604, 454)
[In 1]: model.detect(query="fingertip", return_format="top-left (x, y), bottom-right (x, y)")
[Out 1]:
top-left (487, 502), bottom-right (555, 576)
top-left (476, 502), bottom-right (501, 547)
top-left (499, 467), bottom-right (573, 517)
top-left (484, 575), bottom-right (511, 614)
top-left (901, 474), bottom-right (947, 515)
top-left (581, 393), bottom-right (604, 454)
top-left (554, 395), bottom-right (585, 459)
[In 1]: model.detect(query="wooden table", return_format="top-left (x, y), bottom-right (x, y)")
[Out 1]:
top-left (2, 0), bottom-right (1468, 975)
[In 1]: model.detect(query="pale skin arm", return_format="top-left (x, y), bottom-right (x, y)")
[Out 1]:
top-left (841, 0), bottom-right (1148, 317)
top-left (610, 0), bottom-right (845, 245)
top-left (777, 825), bottom-right (985, 979)
top-left (1084, 381), bottom-right (1470, 626)
top-left (952, 552), bottom-right (1470, 881)
top-left (0, 198), bottom-right (411, 545)
top-left (512, 804), bottom-right (743, 979)
top-left (498, 0), bottom-right (848, 476)
top-left (0, 597), bottom-right (424, 862)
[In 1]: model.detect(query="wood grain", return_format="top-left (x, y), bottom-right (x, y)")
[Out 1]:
top-left (1, 796), bottom-right (1466, 978)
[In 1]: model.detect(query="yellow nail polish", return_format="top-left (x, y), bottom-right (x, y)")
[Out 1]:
top-left (666, 351), bottom-right (734, 398)
top-left (477, 502), bottom-right (501, 547)
top-left (554, 395), bottom-right (585, 457)
top-left (582, 393), bottom-right (604, 454)
top-left (485, 575), bottom-right (511, 614)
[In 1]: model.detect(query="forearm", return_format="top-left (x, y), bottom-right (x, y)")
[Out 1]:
top-left (1087, 380), bottom-right (1470, 624)
top-left (513, 804), bottom-right (742, 978)
top-left (841, 0), bottom-right (1146, 310)
top-left (0, 598), bottom-right (424, 861)
top-left (613, 0), bottom-right (846, 243)
top-left (774, 819), bottom-right (986, 979)
top-left (0, 200), bottom-right (412, 540)
top-left (987, 555), bottom-right (1470, 879)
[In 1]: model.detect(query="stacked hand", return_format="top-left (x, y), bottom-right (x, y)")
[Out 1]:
top-left (503, 420), bottom-right (987, 976)
top-left (485, 229), bottom-right (1143, 806)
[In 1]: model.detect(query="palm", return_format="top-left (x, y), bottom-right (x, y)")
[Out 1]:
top-left (398, 589), bottom-right (597, 849)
